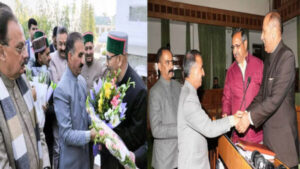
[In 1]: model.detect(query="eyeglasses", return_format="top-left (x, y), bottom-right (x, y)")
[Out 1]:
top-left (106, 54), bottom-right (119, 61)
top-left (1, 41), bottom-right (28, 55)
top-left (15, 42), bottom-right (28, 55)
top-left (231, 44), bottom-right (241, 50)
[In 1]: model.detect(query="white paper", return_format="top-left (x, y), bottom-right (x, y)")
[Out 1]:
top-left (30, 80), bottom-right (48, 128)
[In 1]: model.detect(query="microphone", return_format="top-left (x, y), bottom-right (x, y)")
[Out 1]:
top-left (239, 77), bottom-right (251, 110)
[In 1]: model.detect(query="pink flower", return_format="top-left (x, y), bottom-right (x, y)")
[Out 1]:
top-left (112, 143), bottom-right (118, 150)
top-left (99, 130), bottom-right (105, 136)
top-left (111, 94), bottom-right (120, 108)
top-left (111, 77), bottom-right (117, 85)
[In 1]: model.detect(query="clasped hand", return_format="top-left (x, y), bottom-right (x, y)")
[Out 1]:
top-left (233, 111), bottom-right (250, 133)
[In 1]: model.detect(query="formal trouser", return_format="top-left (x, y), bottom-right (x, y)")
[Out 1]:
top-left (52, 121), bottom-right (59, 169)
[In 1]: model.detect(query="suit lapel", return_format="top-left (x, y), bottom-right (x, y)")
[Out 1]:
top-left (263, 41), bottom-right (283, 99)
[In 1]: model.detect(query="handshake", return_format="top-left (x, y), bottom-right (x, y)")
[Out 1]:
top-left (225, 111), bottom-right (251, 133)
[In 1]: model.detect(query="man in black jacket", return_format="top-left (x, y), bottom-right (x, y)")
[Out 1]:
top-left (101, 31), bottom-right (147, 169)
top-left (236, 12), bottom-right (299, 168)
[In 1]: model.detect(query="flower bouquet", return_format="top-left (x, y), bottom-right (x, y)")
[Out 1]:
top-left (86, 69), bottom-right (137, 169)
top-left (26, 67), bottom-right (49, 128)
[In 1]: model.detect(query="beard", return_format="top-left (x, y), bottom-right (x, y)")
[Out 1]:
top-left (85, 54), bottom-right (93, 65)
top-left (59, 49), bottom-right (66, 58)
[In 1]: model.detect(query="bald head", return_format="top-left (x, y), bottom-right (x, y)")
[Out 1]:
top-left (265, 12), bottom-right (282, 35)
top-left (261, 12), bottom-right (282, 53)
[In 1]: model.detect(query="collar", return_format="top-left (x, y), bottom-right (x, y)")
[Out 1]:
top-left (117, 63), bottom-right (131, 86)
top-left (185, 80), bottom-right (197, 95)
top-left (118, 63), bottom-right (128, 83)
top-left (269, 40), bottom-right (283, 64)
top-left (0, 72), bottom-right (15, 88)
top-left (238, 58), bottom-right (247, 69)
top-left (65, 66), bottom-right (78, 82)
top-left (159, 76), bottom-right (171, 87)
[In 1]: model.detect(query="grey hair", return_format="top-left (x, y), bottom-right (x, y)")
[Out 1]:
top-left (183, 49), bottom-right (201, 77)
top-left (232, 28), bottom-right (247, 43)
top-left (65, 32), bottom-right (83, 61)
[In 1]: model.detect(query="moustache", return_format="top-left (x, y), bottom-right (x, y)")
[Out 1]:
top-left (86, 54), bottom-right (93, 58)
top-left (168, 69), bottom-right (174, 73)
top-left (60, 50), bottom-right (65, 54)
top-left (80, 63), bottom-right (84, 68)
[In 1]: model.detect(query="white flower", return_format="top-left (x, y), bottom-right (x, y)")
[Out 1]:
top-left (104, 109), bottom-right (113, 120)
top-left (110, 114), bottom-right (121, 127)
top-left (119, 147), bottom-right (126, 161)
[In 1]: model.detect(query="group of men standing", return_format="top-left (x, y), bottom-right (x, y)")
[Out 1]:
top-left (149, 11), bottom-right (299, 169)
top-left (0, 2), bottom-right (147, 169)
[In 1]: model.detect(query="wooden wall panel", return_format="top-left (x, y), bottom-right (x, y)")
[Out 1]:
top-left (148, 0), bottom-right (264, 30)
top-left (274, 0), bottom-right (300, 22)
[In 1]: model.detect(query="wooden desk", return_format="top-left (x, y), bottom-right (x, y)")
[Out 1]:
top-left (217, 135), bottom-right (289, 169)
top-left (296, 106), bottom-right (300, 142)
top-left (218, 135), bottom-right (253, 169)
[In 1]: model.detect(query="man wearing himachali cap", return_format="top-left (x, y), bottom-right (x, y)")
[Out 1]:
top-left (31, 30), bottom-right (51, 83)
top-left (101, 31), bottom-right (147, 169)
top-left (31, 30), bottom-right (57, 167)
top-left (81, 32), bottom-right (106, 93)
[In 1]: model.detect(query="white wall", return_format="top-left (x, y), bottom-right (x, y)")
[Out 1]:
top-left (170, 0), bottom-right (270, 16)
top-left (148, 18), bottom-right (161, 54)
top-left (147, 19), bottom-right (188, 55)
top-left (225, 28), bottom-right (233, 69)
top-left (249, 30), bottom-right (263, 55)
top-left (170, 20), bottom-right (186, 55)
top-left (282, 17), bottom-right (298, 67)
top-left (116, 0), bottom-right (147, 56)
top-left (191, 23), bottom-right (200, 51)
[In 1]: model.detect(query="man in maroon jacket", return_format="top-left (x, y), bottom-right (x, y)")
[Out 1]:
top-left (222, 28), bottom-right (264, 143)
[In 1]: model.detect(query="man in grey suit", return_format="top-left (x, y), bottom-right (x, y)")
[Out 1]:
top-left (177, 50), bottom-right (241, 169)
top-left (149, 47), bottom-right (182, 169)
top-left (236, 12), bottom-right (299, 168)
top-left (53, 32), bottom-right (97, 169)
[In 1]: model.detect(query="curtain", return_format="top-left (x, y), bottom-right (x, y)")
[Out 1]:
top-left (186, 22), bottom-right (191, 52)
top-left (161, 19), bottom-right (170, 48)
top-left (211, 26), bottom-right (226, 88)
top-left (198, 24), bottom-right (212, 89)
top-left (198, 24), bottom-right (226, 89)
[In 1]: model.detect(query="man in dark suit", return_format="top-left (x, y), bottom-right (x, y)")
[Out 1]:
top-left (236, 12), bottom-right (299, 168)
top-left (101, 31), bottom-right (147, 169)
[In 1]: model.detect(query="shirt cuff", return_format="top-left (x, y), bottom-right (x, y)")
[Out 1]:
top-left (247, 111), bottom-right (254, 125)
top-left (85, 131), bottom-right (91, 143)
top-left (228, 116), bottom-right (236, 127)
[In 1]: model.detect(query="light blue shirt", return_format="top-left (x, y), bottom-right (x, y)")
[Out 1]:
top-left (54, 66), bottom-right (91, 169)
